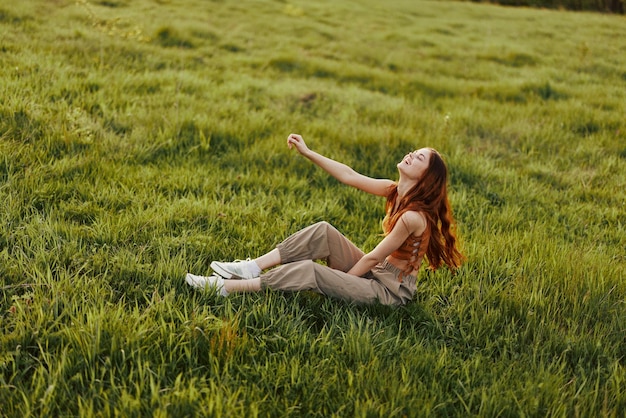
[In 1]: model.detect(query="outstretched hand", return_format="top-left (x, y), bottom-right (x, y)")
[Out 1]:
top-left (287, 133), bottom-right (310, 156)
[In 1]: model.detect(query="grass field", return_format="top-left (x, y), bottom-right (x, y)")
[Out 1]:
top-left (1, 0), bottom-right (625, 416)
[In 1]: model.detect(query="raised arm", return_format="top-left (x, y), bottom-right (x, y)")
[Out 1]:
top-left (287, 133), bottom-right (394, 197)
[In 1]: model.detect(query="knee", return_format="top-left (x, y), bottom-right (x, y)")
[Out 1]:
top-left (312, 221), bottom-right (336, 235)
top-left (312, 221), bottom-right (331, 229)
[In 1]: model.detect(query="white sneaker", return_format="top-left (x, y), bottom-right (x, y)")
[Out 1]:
top-left (185, 273), bottom-right (228, 296)
top-left (210, 259), bottom-right (258, 280)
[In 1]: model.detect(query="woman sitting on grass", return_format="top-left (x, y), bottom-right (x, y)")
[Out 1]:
top-left (186, 133), bottom-right (464, 305)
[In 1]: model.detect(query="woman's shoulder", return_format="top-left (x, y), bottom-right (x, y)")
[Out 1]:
top-left (399, 210), bottom-right (427, 236)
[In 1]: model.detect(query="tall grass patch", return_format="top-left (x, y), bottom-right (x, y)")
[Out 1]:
top-left (1, 0), bottom-right (624, 416)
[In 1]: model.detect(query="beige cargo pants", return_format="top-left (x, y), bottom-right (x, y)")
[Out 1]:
top-left (260, 222), bottom-right (417, 305)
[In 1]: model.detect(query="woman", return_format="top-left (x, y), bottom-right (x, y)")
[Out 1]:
top-left (186, 133), bottom-right (464, 305)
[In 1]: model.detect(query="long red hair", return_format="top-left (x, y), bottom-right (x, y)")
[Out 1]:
top-left (383, 149), bottom-right (464, 271)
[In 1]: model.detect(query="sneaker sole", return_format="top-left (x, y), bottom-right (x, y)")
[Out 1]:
top-left (210, 261), bottom-right (236, 279)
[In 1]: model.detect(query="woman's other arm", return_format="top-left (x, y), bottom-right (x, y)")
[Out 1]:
top-left (347, 211), bottom-right (426, 277)
top-left (287, 133), bottom-right (394, 197)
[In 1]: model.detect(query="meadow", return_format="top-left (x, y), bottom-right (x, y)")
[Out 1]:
top-left (1, 0), bottom-right (625, 416)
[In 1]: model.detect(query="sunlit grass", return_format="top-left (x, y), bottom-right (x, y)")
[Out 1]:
top-left (1, 0), bottom-right (625, 416)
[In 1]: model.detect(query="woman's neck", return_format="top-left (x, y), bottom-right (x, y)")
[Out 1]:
top-left (396, 177), bottom-right (414, 198)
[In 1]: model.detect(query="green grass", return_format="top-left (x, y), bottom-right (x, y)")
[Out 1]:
top-left (1, 0), bottom-right (625, 416)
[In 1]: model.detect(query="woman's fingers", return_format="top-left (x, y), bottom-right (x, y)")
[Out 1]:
top-left (287, 133), bottom-right (303, 150)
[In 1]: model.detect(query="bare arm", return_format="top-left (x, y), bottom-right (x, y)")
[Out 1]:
top-left (287, 133), bottom-right (395, 197)
top-left (347, 211), bottom-right (426, 276)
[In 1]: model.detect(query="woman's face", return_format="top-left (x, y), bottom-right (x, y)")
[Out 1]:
top-left (397, 148), bottom-right (432, 181)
